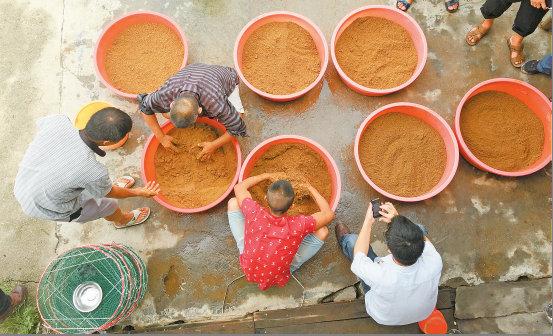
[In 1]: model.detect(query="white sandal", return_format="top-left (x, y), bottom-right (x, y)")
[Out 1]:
top-left (114, 207), bottom-right (150, 229)
top-left (114, 176), bottom-right (135, 188)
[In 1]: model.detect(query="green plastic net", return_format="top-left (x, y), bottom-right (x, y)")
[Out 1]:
top-left (37, 244), bottom-right (147, 334)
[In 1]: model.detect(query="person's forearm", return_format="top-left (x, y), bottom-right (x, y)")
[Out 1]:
top-left (308, 185), bottom-right (335, 230)
top-left (308, 186), bottom-right (332, 214)
top-left (354, 217), bottom-right (373, 255)
top-left (142, 113), bottom-right (164, 139)
top-left (234, 173), bottom-right (271, 202)
top-left (211, 132), bottom-right (234, 150)
top-left (106, 185), bottom-right (140, 199)
top-left (235, 173), bottom-right (271, 192)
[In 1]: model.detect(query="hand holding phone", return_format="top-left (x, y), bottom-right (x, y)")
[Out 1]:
top-left (379, 202), bottom-right (399, 224)
top-left (371, 198), bottom-right (382, 218)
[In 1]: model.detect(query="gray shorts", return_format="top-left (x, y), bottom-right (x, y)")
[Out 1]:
top-left (71, 198), bottom-right (118, 223)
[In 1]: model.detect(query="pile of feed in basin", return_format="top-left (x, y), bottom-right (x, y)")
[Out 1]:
top-left (358, 113), bottom-right (446, 197)
top-left (460, 91), bottom-right (544, 171)
top-left (241, 22), bottom-right (321, 95)
top-left (249, 143), bottom-right (332, 216)
top-left (104, 22), bottom-right (184, 94)
top-left (335, 16), bottom-right (418, 89)
top-left (154, 125), bottom-right (236, 208)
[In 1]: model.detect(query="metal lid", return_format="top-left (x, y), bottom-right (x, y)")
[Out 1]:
top-left (72, 282), bottom-right (103, 313)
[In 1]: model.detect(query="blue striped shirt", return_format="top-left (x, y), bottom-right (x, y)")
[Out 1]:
top-left (138, 63), bottom-right (247, 137)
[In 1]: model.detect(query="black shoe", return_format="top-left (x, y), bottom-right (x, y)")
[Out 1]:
top-left (335, 223), bottom-right (351, 245)
top-left (521, 60), bottom-right (540, 75)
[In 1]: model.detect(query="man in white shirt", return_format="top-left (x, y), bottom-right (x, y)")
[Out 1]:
top-left (335, 202), bottom-right (443, 326)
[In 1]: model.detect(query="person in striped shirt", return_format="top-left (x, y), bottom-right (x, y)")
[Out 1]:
top-left (138, 63), bottom-right (247, 161)
top-left (14, 108), bottom-right (160, 228)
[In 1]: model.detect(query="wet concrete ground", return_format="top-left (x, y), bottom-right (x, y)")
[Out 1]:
top-left (0, 0), bottom-right (551, 328)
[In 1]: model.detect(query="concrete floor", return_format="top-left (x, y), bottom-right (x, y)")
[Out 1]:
top-left (0, 0), bottom-right (551, 328)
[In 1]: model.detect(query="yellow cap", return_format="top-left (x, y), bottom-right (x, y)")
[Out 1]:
top-left (74, 101), bottom-right (112, 130)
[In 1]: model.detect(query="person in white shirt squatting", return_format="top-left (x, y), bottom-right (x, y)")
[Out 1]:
top-left (335, 202), bottom-right (443, 326)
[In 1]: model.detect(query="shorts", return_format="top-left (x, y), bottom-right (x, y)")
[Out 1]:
top-left (70, 198), bottom-right (118, 223)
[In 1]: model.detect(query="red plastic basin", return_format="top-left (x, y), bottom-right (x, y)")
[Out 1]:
top-left (95, 11), bottom-right (188, 99)
top-left (418, 309), bottom-right (448, 334)
top-left (239, 135), bottom-right (341, 211)
top-left (234, 11), bottom-right (329, 102)
top-left (454, 78), bottom-right (552, 177)
top-left (354, 103), bottom-right (459, 202)
top-left (330, 5), bottom-right (427, 96)
top-left (141, 118), bottom-right (242, 213)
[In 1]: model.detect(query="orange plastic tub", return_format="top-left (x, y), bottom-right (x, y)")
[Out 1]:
top-left (454, 78), bottom-right (552, 177)
top-left (141, 118), bottom-right (242, 213)
top-left (330, 6), bottom-right (427, 96)
top-left (354, 103), bottom-right (459, 202)
top-left (95, 11), bottom-right (188, 99)
top-left (240, 135), bottom-right (341, 211)
top-left (234, 11), bottom-right (329, 102)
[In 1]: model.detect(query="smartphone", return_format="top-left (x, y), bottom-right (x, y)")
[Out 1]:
top-left (371, 198), bottom-right (382, 218)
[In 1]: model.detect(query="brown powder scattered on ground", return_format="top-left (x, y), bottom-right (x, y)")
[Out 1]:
top-left (460, 91), bottom-right (544, 172)
top-left (359, 113), bottom-right (446, 197)
top-left (242, 22), bottom-right (321, 95)
top-left (249, 143), bottom-right (332, 216)
top-left (163, 264), bottom-right (182, 297)
top-left (154, 125), bottom-right (237, 208)
top-left (105, 22), bottom-right (184, 94)
top-left (335, 17), bottom-right (417, 89)
top-left (147, 253), bottom-right (188, 307)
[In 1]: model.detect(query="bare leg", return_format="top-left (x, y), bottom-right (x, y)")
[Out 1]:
top-left (228, 197), bottom-right (240, 211)
top-left (482, 18), bottom-right (494, 29)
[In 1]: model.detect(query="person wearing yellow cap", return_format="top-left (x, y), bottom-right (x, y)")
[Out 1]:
top-left (14, 108), bottom-right (159, 228)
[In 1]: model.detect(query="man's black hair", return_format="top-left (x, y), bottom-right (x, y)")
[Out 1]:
top-left (84, 107), bottom-right (132, 142)
top-left (266, 180), bottom-right (295, 214)
top-left (384, 215), bottom-right (425, 266)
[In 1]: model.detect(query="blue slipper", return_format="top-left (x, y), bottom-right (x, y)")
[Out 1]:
top-left (445, 0), bottom-right (459, 13)
top-left (396, 0), bottom-right (412, 11)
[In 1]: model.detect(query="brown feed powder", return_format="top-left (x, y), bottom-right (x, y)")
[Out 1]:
top-left (104, 22), bottom-right (184, 94)
top-left (242, 22), bottom-right (321, 95)
top-left (358, 113), bottom-right (447, 197)
top-left (460, 91), bottom-right (544, 172)
top-left (249, 143), bottom-right (333, 216)
top-left (335, 17), bottom-right (418, 89)
top-left (154, 125), bottom-right (237, 208)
